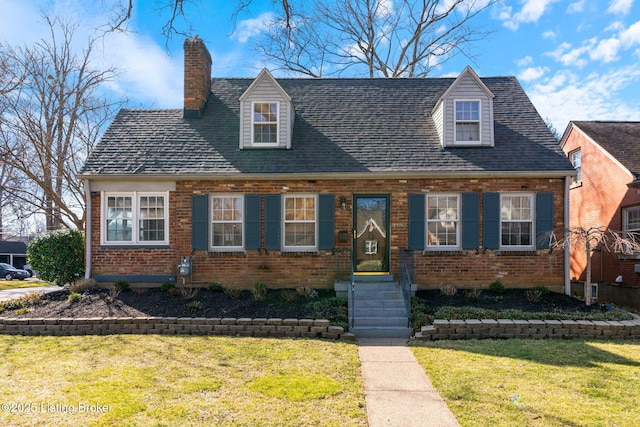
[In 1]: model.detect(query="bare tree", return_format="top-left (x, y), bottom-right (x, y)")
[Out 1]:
top-left (105, 0), bottom-right (294, 38)
top-left (0, 16), bottom-right (125, 231)
top-left (256, 0), bottom-right (498, 78)
top-left (549, 226), bottom-right (640, 306)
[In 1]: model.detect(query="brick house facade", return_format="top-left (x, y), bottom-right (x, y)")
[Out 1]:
top-left (560, 121), bottom-right (640, 286)
top-left (79, 37), bottom-right (575, 292)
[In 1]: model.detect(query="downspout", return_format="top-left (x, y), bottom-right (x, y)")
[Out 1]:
top-left (83, 179), bottom-right (92, 279)
top-left (564, 176), bottom-right (571, 295)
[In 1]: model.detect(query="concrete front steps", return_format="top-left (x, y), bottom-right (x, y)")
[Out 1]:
top-left (348, 275), bottom-right (413, 338)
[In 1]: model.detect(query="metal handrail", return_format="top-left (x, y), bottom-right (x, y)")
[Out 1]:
top-left (348, 260), bottom-right (355, 330)
top-left (399, 249), bottom-right (414, 328)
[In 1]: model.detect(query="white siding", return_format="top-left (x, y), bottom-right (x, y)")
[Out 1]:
top-left (240, 79), bottom-right (291, 148)
top-left (441, 73), bottom-right (494, 147)
top-left (432, 101), bottom-right (444, 146)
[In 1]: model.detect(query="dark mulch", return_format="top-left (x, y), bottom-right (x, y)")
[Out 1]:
top-left (415, 288), bottom-right (609, 314)
top-left (2, 288), bottom-right (347, 323)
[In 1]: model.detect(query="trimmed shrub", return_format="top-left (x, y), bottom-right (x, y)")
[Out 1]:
top-left (488, 280), bottom-right (505, 294)
top-left (26, 229), bottom-right (84, 286)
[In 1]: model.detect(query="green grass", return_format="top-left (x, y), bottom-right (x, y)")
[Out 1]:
top-left (411, 339), bottom-right (640, 427)
top-left (0, 335), bottom-right (367, 427)
top-left (0, 279), bottom-right (49, 291)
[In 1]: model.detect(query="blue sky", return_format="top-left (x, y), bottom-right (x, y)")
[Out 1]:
top-left (1, 0), bottom-right (640, 133)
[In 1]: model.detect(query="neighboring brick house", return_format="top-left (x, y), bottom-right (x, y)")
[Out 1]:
top-left (78, 37), bottom-right (575, 292)
top-left (560, 121), bottom-right (640, 286)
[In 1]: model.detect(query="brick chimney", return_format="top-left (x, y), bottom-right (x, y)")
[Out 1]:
top-left (184, 36), bottom-right (212, 118)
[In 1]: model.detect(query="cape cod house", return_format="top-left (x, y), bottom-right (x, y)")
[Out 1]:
top-left (79, 37), bottom-right (575, 298)
top-left (560, 121), bottom-right (640, 306)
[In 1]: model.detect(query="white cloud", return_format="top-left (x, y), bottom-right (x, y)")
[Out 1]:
top-left (501, 0), bottom-right (561, 31)
top-left (607, 0), bottom-right (634, 15)
top-left (542, 30), bottom-right (556, 40)
top-left (231, 12), bottom-right (275, 43)
top-left (589, 37), bottom-right (621, 62)
top-left (518, 66), bottom-right (548, 82)
top-left (526, 64), bottom-right (640, 132)
top-left (545, 42), bottom-right (590, 67)
top-left (567, 0), bottom-right (586, 13)
top-left (621, 20), bottom-right (640, 46)
top-left (516, 56), bottom-right (533, 67)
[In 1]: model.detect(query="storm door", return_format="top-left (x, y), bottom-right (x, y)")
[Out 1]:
top-left (353, 195), bottom-right (390, 273)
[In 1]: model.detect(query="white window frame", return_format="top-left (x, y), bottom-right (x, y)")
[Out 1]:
top-left (425, 193), bottom-right (461, 250)
top-left (454, 99), bottom-right (481, 144)
top-left (210, 194), bottom-right (245, 252)
top-left (282, 194), bottom-right (318, 252)
top-left (623, 206), bottom-right (640, 233)
top-left (364, 240), bottom-right (378, 255)
top-left (570, 149), bottom-right (582, 185)
top-left (499, 193), bottom-right (535, 250)
top-left (101, 191), bottom-right (169, 246)
top-left (251, 101), bottom-right (279, 146)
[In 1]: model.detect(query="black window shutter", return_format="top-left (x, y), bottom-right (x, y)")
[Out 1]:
top-left (192, 195), bottom-right (209, 250)
top-left (318, 194), bottom-right (335, 250)
top-left (244, 194), bottom-right (261, 250)
top-left (483, 193), bottom-right (500, 249)
top-left (536, 192), bottom-right (554, 249)
top-left (264, 194), bottom-right (281, 250)
top-left (408, 194), bottom-right (425, 250)
top-left (462, 193), bottom-right (479, 249)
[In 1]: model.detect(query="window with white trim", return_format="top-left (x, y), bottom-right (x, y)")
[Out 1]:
top-left (103, 192), bottom-right (168, 245)
top-left (455, 100), bottom-right (480, 143)
top-left (500, 194), bottom-right (534, 249)
top-left (570, 149), bottom-right (582, 184)
top-left (253, 102), bottom-right (278, 144)
top-left (211, 195), bottom-right (244, 250)
top-left (283, 195), bottom-right (317, 250)
top-left (426, 194), bottom-right (460, 249)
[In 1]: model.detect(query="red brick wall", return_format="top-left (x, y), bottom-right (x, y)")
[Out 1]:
top-left (562, 127), bottom-right (640, 285)
top-left (89, 177), bottom-right (566, 289)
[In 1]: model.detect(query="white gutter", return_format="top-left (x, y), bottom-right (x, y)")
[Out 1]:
top-left (564, 176), bottom-right (571, 295)
top-left (83, 179), bottom-right (92, 279)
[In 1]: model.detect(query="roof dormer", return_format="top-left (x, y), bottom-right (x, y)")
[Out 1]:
top-left (239, 69), bottom-right (294, 149)
top-left (432, 66), bottom-right (495, 148)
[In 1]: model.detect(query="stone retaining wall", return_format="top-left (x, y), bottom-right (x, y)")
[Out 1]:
top-left (415, 318), bottom-right (640, 340)
top-left (0, 317), bottom-right (350, 340)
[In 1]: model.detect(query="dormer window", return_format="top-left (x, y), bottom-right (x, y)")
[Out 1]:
top-left (455, 100), bottom-right (480, 143)
top-left (253, 102), bottom-right (279, 144)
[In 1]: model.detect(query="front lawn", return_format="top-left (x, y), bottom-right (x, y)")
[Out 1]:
top-left (412, 339), bottom-right (640, 427)
top-left (0, 336), bottom-right (367, 427)
top-left (0, 278), bottom-right (50, 291)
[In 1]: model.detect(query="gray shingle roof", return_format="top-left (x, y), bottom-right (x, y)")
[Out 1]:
top-left (80, 76), bottom-right (573, 177)
top-left (571, 121), bottom-right (640, 179)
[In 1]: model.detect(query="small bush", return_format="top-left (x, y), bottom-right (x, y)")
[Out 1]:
top-left (488, 280), bottom-right (505, 294)
top-left (113, 280), bottom-right (130, 291)
top-left (15, 307), bottom-right (31, 315)
top-left (252, 281), bottom-right (268, 301)
top-left (280, 289), bottom-right (298, 302)
top-left (296, 287), bottom-right (318, 299)
top-left (178, 284), bottom-right (199, 300)
top-left (186, 300), bottom-right (205, 312)
top-left (207, 283), bottom-right (224, 292)
top-left (439, 285), bottom-right (457, 297)
top-left (70, 278), bottom-right (99, 294)
top-left (526, 289), bottom-right (543, 303)
top-left (465, 288), bottom-right (482, 302)
top-left (160, 282), bottom-right (175, 292)
top-left (1, 293), bottom-right (43, 311)
top-left (67, 292), bottom-right (82, 303)
top-left (533, 286), bottom-right (550, 294)
top-left (224, 287), bottom-right (244, 299)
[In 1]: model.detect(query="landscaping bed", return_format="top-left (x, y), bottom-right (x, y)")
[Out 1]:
top-left (0, 286), bottom-right (349, 329)
top-left (412, 288), bottom-right (633, 329)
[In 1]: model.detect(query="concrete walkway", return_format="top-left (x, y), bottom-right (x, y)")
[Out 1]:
top-left (0, 285), bottom-right (60, 301)
top-left (358, 338), bottom-right (461, 427)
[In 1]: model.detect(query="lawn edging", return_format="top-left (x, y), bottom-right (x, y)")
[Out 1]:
top-left (415, 315), bottom-right (640, 340)
top-left (0, 316), bottom-right (354, 340)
